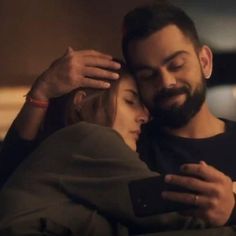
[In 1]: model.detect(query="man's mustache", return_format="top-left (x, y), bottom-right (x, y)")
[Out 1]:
top-left (154, 86), bottom-right (189, 102)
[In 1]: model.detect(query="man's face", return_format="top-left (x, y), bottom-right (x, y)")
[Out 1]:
top-left (127, 24), bottom-right (212, 128)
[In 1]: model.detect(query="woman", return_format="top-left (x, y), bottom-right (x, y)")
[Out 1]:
top-left (0, 58), bottom-right (205, 236)
top-left (0, 61), bottom-right (203, 235)
top-left (0, 48), bottom-right (121, 188)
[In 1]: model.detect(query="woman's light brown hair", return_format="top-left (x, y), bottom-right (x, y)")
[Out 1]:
top-left (40, 59), bottom-right (131, 139)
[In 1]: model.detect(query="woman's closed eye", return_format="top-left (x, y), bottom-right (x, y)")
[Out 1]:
top-left (124, 95), bottom-right (142, 107)
top-left (123, 89), bottom-right (143, 108)
top-left (124, 98), bottom-right (137, 106)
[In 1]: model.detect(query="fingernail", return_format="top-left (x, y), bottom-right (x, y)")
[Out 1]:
top-left (200, 161), bottom-right (207, 166)
top-left (115, 63), bottom-right (121, 69)
top-left (165, 175), bottom-right (172, 182)
top-left (113, 73), bottom-right (120, 79)
top-left (104, 82), bottom-right (110, 88)
top-left (67, 46), bottom-right (73, 54)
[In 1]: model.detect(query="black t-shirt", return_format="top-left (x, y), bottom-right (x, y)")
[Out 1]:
top-left (138, 118), bottom-right (236, 224)
top-left (139, 119), bottom-right (236, 180)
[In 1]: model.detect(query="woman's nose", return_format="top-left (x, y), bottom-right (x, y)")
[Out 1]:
top-left (137, 106), bottom-right (149, 124)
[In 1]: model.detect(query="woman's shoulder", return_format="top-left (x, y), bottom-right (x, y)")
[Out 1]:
top-left (55, 121), bottom-right (122, 139)
top-left (41, 121), bottom-right (123, 150)
top-left (71, 121), bottom-right (116, 133)
top-left (42, 121), bottom-right (138, 161)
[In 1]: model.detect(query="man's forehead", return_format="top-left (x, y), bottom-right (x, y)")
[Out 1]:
top-left (128, 25), bottom-right (194, 56)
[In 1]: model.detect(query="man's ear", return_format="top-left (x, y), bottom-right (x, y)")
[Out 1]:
top-left (199, 45), bottom-right (213, 80)
top-left (73, 90), bottom-right (87, 111)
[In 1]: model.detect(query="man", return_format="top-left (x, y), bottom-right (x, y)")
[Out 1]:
top-left (1, 1), bottom-right (236, 234)
top-left (121, 2), bottom-right (236, 227)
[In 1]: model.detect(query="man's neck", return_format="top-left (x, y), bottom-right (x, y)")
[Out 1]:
top-left (164, 103), bottom-right (225, 139)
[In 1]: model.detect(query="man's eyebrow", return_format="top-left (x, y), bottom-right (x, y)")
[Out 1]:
top-left (163, 50), bottom-right (189, 65)
top-left (132, 50), bottom-right (189, 71)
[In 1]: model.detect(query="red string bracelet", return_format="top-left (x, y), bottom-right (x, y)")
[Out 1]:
top-left (25, 95), bottom-right (49, 109)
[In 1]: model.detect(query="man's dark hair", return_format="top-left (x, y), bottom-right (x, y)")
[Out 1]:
top-left (122, 2), bottom-right (201, 63)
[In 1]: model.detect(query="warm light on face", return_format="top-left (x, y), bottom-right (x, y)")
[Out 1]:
top-left (0, 86), bottom-right (29, 140)
top-left (128, 25), bottom-right (209, 128)
top-left (112, 76), bottom-right (149, 151)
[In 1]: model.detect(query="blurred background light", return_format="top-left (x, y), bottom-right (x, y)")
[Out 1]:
top-left (207, 85), bottom-right (236, 121)
top-left (1, 0), bottom-right (236, 140)
top-left (0, 86), bottom-right (29, 139)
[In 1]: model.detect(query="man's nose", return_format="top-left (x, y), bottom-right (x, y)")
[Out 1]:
top-left (157, 70), bottom-right (176, 89)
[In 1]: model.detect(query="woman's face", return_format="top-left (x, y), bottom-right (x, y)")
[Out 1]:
top-left (112, 75), bottom-right (149, 151)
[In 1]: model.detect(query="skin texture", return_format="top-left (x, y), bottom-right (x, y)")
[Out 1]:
top-left (72, 74), bottom-right (149, 152)
top-left (127, 24), bottom-right (235, 226)
top-left (128, 25), bottom-right (211, 120)
top-left (163, 161), bottom-right (234, 226)
top-left (30, 48), bottom-right (121, 100)
top-left (112, 75), bottom-right (149, 151)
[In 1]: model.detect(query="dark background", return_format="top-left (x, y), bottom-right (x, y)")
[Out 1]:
top-left (0, 0), bottom-right (236, 87)
top-left (0, 0), bottom-right (236, 141)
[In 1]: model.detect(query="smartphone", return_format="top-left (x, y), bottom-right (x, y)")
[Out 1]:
top-left (129, 175), bottom-right (196, 217)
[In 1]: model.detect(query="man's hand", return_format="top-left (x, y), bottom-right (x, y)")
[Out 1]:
top-left (29, 47), bottom-right (120, 100)
top-left (162, 161), bottom-right (235, 226)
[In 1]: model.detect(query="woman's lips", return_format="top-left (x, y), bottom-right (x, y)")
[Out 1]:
top-left (130, 130), bottom-right (141, 140)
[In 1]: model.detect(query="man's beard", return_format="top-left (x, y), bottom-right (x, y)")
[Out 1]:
top-left (148, 77), bottom-right (206, 129)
